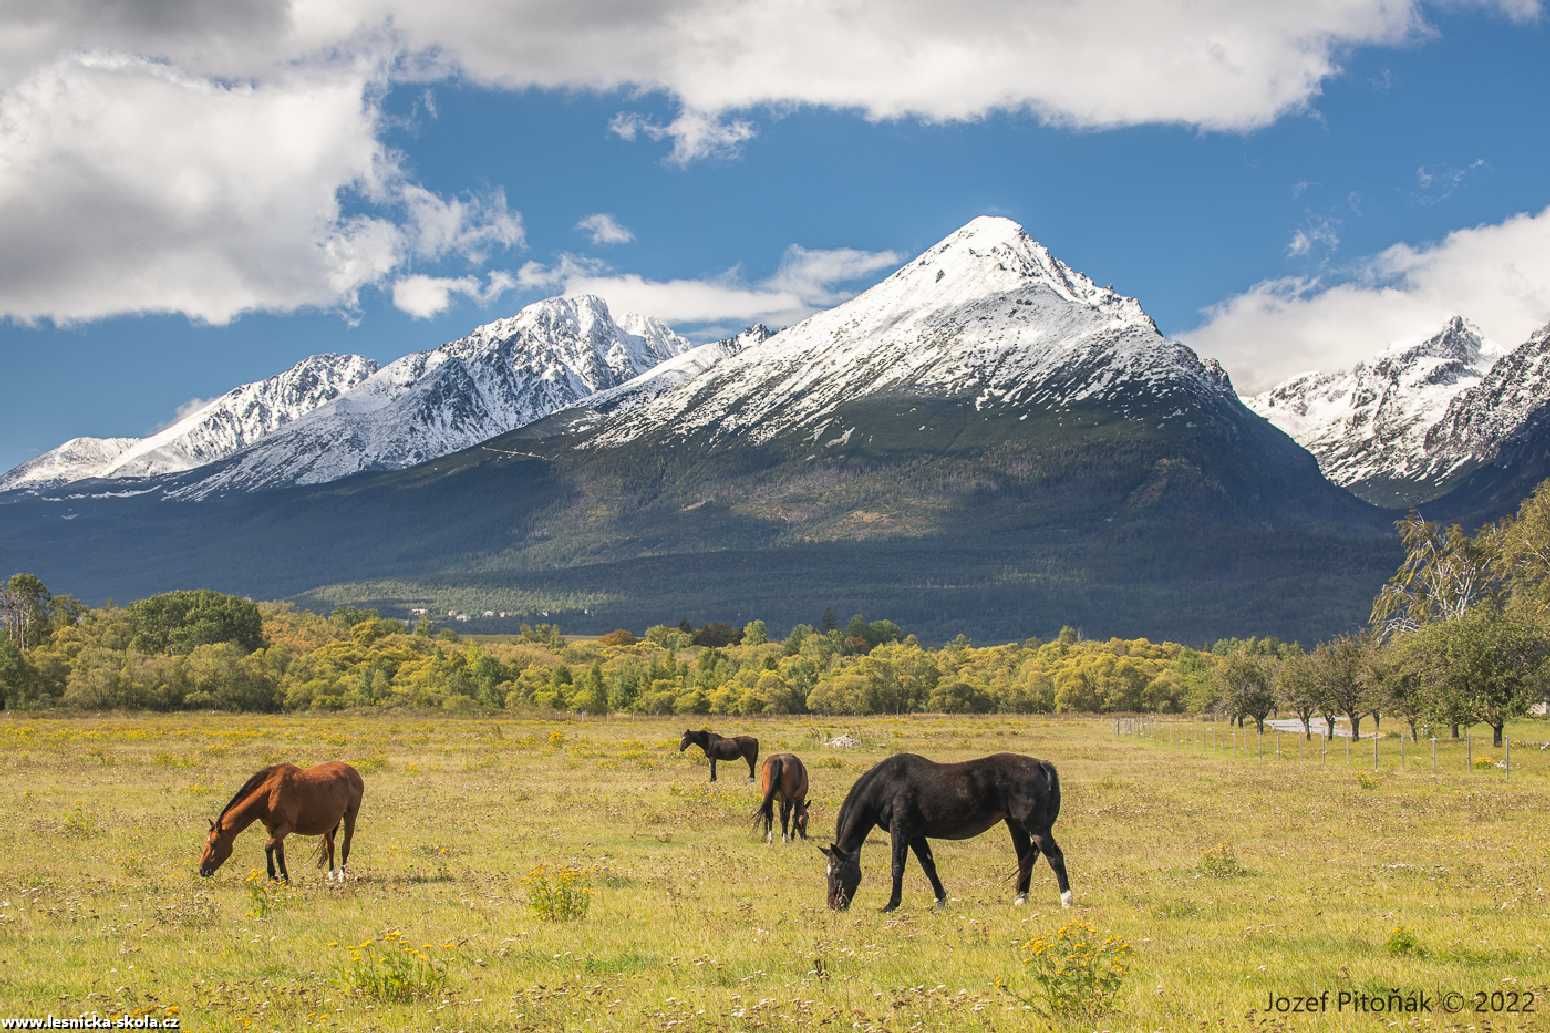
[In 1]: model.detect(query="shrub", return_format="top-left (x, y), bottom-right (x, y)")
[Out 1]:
top-left (1195, 842), bottom-right (1249, 878)
top-left (523, 864), bottom-right (592, 922)
top-left (1385, 925), bottom-right (1428, 958)
top-left (334, 931), bottom-right (450, 1001)
top-left (1007, 920), bottom-right (1133, 1022)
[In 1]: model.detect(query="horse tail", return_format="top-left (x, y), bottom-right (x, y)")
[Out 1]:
top-left (754, 756), bottom-right (782, 826)
top-left (316, 819), bottom-right (340, 868)
top-left (1040, 761), bottom-right (1061, 827)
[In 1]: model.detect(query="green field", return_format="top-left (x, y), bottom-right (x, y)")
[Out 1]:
top-left (2, 713), bottom-right (1548, 1031)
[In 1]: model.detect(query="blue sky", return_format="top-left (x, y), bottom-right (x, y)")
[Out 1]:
top-left (2, 2), bottom-right (1548, 472)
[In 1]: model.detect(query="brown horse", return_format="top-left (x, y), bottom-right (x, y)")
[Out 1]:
top-left (199, 762), bottom-right (364, 882)
top-left (754, 752), bottom-right (811, 843)
top-left (678, 728), bottom-right (759, 782)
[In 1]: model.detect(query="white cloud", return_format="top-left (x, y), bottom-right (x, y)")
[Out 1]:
top-left (1286, 214), bottom-right (1342, 257)
top-left (1187, 205), bottom-right (1550, 393)
top-left (609, 109), bottom-right (756, 165)
top-left (401, 185), bottom-right (524, 263)
top-left (1415, 158), bottom-right (1488, 204)
top-left (0, 53), bottom-right (523, 325)
top-left (11, 1), bottom-right (1534, 166)
top-left (518, 244), bottom-right (902, 326)
top-left (575, 212), bottom-right (635, 246)
top-left (391, 271), bottom-right (517, 319)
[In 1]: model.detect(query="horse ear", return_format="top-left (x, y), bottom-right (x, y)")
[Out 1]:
top-left (208, 819), bottom-right (216, 831)
top-left (818, 844), bottom-right (832, 858)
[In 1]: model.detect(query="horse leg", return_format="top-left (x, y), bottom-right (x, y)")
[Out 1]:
top-left (1008, 824), bottom-right (1036, 905)
top-left (882, 826), bottom-right (910, 912)
top-left (340, 803), bottom-right (359, 880)
top-left (709, 757), bottom-right (717, 782)
top-left (909, 838), bottom-right (948, 906)
top-left (268, 833), bottom-right (290, 883)
top-left (746, 752), bottom-right (756, 782)
top-left (1034, 830), bottom-right (1072, 907)
top-left (779, 800), bottom-right (792, 842)
top-left (324, 828), bottom-right (337, 881)
top-left (264, 842), bottom-right (277, 881)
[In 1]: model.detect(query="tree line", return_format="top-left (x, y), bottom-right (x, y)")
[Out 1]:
top-left (3, 484), bottom-right (1549, 726)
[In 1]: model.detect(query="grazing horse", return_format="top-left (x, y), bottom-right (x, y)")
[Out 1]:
top-left (199, 762), bottom-right (365, 882)
top-left (754, 752), bottom-right (811, 843)
top-left (678, 729), bottom-right (759, 782)
top-left (819, 752), bottom-right (1070, 912)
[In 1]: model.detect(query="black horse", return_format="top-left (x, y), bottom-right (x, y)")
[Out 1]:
top-left (819, 752), bottom-right (1071, 912)
top-left (678, 729), bottom-right (759, 782)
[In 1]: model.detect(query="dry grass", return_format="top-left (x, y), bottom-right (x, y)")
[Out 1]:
top-left (0, 712), bottom-right (1547, 1031)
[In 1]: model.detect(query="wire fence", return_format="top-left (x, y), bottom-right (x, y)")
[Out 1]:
top-left (1113, 715), bottom-right (1550, 777)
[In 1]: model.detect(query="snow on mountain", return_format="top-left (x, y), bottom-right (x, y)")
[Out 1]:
top-left (0, 355), bottom-right (379, 491)
top-left (1425, 319), bottom-right (1550, 465)
top-left (1243, 316), bottom-right (1538, 505)
top-left (170, 295), bottom-right (691, 497)
top-left (0, 436), bottom-right (141, 491)
top-left (575, 216), bottom-right (1234, 449)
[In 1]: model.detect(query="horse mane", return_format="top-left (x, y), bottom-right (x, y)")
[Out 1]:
top-left (832, 758), bottom-right (889, 845)
top-left (217, 765), bottom-right (278, 821)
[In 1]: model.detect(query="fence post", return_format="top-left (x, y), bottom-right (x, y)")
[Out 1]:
top-left (1346, 736), bottom-right (1351, 765)
top-left (1505, 735), bottom-right (1510, 777)
top-left (1321, 734), bottom-right (1327, 765)
top-left (1372, 733), bottom-right (1379, 771)
top-left (1431, 736), bottom-right (1437, 773)
top-left (1275, 730), bottom-right (1280, 758)
top-left (1467, 732), bottom-right (1472, 771)
top-left (1399, 734), bottom-right (1405, 771)
top-left (1258, 728), bottom-right (1263, 759)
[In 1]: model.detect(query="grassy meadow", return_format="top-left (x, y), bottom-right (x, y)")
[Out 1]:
top-left (1, 712), bottom-right (1548, 1031)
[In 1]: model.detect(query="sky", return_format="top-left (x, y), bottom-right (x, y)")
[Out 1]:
top-left (2, 1), bottom-right (1549, 472)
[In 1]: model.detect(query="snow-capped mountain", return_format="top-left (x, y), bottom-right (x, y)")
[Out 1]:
top-left (1244, 316), bottom-right (1550, 507)
top-left (167, 295), bottom-right (690, 498)
top-left (1424, 320), bottom-right (1550, 468)
top-left (571, 216), bottom-right (1238, 450)
top-left (0, 355), bottom-right (379, 491)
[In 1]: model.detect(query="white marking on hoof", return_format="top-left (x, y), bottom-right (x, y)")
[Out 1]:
top-left (933, 896), bottom-right (949, 910)
top-left (1014, 893), bottom-right (1028, 906)
top-left (340, 866), bottom-right (349, 882)
top-left (1060, 890), bottom-right (1073, 908)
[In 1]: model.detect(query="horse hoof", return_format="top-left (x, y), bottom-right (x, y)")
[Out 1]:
top-left (880, 903), bottom-right (899, 914)
top-left (1013, 894), bottom-right (1027, 906)
top-left (933, 896), bottom-right (949, 910)
top-left (1060, 891), bottom-right (1073, 908)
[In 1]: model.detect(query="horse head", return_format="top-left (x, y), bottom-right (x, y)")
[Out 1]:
top-left (794, 800), bottom-right (812, 840)
top-left (819, 843), bottom-right (860, 910)
top-left (678, 730), bottom-right (695, 751)
top-left (199, 818), bottom-right (235, 877)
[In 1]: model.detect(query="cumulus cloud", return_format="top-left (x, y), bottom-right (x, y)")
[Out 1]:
top-left (1187, 205), bottom-right (1550, 393)
top-left (575, 213), bottom-right (635, 246)
top-left (0, 53), bottom-right (523, 325)
top-left (391, 271), bottom-right (517, 318)
top-left (517, 244), bottom-right (902, 327)
top-left (9, 2), bottom-right (1538, 164)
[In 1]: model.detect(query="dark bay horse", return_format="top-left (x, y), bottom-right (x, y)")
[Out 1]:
top-left (754, 752), bottom-right (811, 843)
top-left (678, 728), bottom-right (759, 782)
top-left (819, 752), bottom-right (1070, 912)
top-left (199, 762), bottom-right (365, 882)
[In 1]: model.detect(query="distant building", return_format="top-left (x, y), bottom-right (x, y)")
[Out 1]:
top-left (409, 607), bottom-right (428, 616)
top-left (455, 613), bottom-right (470, 623)
top-left (482, 610), bottom-right (495, 618)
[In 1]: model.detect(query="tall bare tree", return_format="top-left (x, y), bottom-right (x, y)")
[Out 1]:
top-left (1370, 514), bottom-right (1497, 639)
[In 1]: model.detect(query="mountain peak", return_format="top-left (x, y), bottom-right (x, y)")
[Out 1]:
top-left (897, 215), bottom-right (1154, 331)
